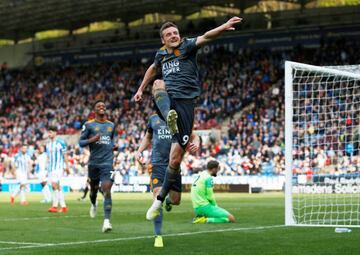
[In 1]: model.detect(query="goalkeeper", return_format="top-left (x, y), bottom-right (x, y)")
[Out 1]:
top-left (191, 160), bottom-right (235, 224)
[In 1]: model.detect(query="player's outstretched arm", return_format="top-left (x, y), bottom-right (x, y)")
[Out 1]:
top-left (134, 64), bottom-right (157, 102)
top-left (196, 16), bottom-right (243, 47)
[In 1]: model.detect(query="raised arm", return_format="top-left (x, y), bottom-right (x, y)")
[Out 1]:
top-left (196, 17), bottom-right (243, 47)
top-left (134, 64), bottom-right (158, 102)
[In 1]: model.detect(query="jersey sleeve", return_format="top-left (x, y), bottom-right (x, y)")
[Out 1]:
top-left (182, 37), bottom-right (198, 55)
top-left (153, 51), bottom-right (162, 69)
top-left (79, 122), bottom-right (91, 147)
top-left (60, 139), bottom-right (67, 152)
top-left (205, 177), bottom-right (217, 206)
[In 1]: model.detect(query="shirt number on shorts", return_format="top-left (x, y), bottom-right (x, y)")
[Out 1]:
top-left (181, 135), bottom-right (189, 145)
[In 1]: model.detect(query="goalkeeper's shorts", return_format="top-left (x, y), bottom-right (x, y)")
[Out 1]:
top-left (194, 204), bottom-right (230, 218)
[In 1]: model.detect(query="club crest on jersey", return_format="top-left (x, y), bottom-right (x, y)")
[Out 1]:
top-left (107, 127), bottom-right (113, 132)
top-left (95, 127), bottom-right (100, 131)
top-left (153, 178), bottom-right (158, 185)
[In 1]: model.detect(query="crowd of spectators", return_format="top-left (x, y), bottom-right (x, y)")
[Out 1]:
top-left (1, 38), bottom-right (359, 182)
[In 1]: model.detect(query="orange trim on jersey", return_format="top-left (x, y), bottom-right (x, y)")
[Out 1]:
top-left (93, 119), bottom-right (113, 124)
top-left (148, 164), bottom-right (153, 174)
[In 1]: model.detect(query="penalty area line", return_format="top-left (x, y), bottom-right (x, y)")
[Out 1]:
top-left (0, 224), bottom-right (285, 251)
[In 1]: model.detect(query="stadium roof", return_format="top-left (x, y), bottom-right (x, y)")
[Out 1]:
top-left (0, 0), bottom-right (315, 41)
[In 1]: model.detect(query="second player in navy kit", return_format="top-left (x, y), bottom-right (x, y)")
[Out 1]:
top-left (136, 112), bottom-right (199, 247)
top-left (79, 100), bottom-right (117, 233)
top-left (134, 17), bottom-right (243, 220)
top-left (136, 113), bottom-right (176, 248)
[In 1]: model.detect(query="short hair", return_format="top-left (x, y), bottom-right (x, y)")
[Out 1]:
top-left (207, 160), bottom-right (219, 170)
top-left (93, 99), bottom-right (105, 108)
top-left (48, 125), bottom-right (57, 132)
top-left (159, 22), bottom-right (178, 38)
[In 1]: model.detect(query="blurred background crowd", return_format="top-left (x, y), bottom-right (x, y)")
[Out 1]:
top-left (0, 39), bottom-right (359, 181)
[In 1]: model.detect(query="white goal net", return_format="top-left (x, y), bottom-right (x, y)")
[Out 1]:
top-left (285, 61), bottom-right (360, 227)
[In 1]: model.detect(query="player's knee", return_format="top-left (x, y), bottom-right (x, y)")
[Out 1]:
top-left (228, 214), bottom-right (235, 223)
top-left (91, 186), bottom-right (99, 192)
top-left (169, 157), bottom-right (181, 170)
top-left (169, 144), bottom-right (185, 169)
top-left (89, 179), bottom-right (99, 188)
top-left (171, 198), bottom-right (181, 205)
top-left (152, 80), bottom-right (166, 94)
top-left (102, 190), bottom-right (111, 198)
top-left (169, 153), bottom-right (182, 169)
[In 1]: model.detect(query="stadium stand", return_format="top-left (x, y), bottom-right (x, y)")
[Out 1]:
top-left (1, 39), bottom-right (359, 180)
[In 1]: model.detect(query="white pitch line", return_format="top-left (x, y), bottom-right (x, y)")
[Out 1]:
top-left (0, 215), bottom-right (89, 222)
top-left (0, 241), bottom-right (53, 246)
top-left (0, 224), bottom-right (285, 251)
top-left (0, 207), bottom-right (243, 222)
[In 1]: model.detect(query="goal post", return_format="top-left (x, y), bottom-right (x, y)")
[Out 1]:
top-left (285, 61), bottom-right (360, 227)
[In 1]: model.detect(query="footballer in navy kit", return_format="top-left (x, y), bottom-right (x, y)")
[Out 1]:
top-left (133, 17), bottom-right (243, 222)
top-left (79, 100), bottom-right (117, 233)
top-left (136, 113), bottom-right (199, 247)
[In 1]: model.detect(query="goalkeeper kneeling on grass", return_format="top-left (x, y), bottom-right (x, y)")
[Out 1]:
top-left (191, 160), bottom-right (235, 224)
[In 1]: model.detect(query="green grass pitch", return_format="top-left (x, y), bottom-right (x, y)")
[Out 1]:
top-left (0, 192), bottom-right (358, 255)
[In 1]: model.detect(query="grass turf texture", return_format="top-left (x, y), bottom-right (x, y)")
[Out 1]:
top-left (0, 192), bottom-right (358, 255)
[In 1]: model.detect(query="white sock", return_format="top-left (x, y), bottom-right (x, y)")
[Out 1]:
top-left (59, 190), bottom-right (66, 208)
top-left (20, 188), bottom-right (26, 203)
top-left (52, 190), bottom-right (59, 207)
top-left (42, 185), bottom-right (51, 201)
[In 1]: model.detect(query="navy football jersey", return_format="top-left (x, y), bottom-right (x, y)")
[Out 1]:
top-left (147, 114), bottom-right (172, 165)
top-left (79, 119), bottom-right (116, 166)
top-left (154, 37), bottom-right (200, 99)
